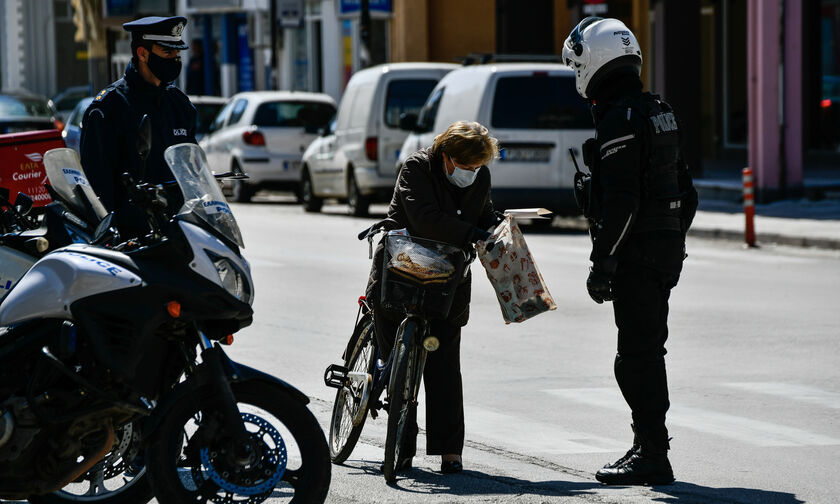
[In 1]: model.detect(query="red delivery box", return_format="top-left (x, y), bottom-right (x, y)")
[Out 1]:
top-left (0, 129), bottom-right (64, 207)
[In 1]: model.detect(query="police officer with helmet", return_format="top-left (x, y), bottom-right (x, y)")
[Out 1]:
top-left (562, 17), bottom-right (698, 485)
top-left (80, 16), bottom-right (197, 238)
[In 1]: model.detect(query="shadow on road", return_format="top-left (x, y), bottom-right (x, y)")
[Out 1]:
top-left (648, 481), bottom-right (805, 504)
top-left (341, 461), bottom-right (602, 498)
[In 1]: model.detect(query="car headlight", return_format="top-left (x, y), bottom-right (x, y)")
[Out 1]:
top-left (209, 253), bottom-right (252, 304)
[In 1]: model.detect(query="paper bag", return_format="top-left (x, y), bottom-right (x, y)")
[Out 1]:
top-left (476, 215), bottom-right (557, 324)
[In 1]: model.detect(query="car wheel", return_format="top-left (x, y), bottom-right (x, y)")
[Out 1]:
top-left (231, 179), bottom-right (255, 203)
top-left (301, 168), bottom-right (323, 213)
top-left (347, 170), bottom-right (369, 217)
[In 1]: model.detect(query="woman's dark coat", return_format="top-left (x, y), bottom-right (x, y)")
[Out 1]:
top-left (366, 147), bottom-right (498, 327)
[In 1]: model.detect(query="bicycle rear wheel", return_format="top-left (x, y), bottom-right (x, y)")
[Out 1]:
top-left (383, 319), bottom-right (423, 483)
top-left (328, 313), bottom-right (377, 464)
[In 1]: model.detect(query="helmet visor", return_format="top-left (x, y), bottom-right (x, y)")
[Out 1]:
top-left (567, 16), bottom-right (604, 49)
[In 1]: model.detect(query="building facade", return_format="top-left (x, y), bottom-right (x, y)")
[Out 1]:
top-left (1, 0), bottom-right (835, 202)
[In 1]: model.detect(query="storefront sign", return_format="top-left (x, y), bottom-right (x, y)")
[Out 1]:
top-left (237, 18), bottom-right (254, 91)
top-left (279, 0), bottom-right (303, 28)
top-left (0, 130), bottom-right (61, 208)
top-left (104, 0), bottom-right (172, 17)
top-left (582, 0), bottom-right (608, 15)
top-left (339, 0), bottom-right (392, 15)
top-left (186, 0), bottom-right (242, 10)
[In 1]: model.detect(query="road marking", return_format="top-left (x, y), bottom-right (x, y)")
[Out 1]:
top-left (544, 388), bottom-right (840, 447)
top-left (462, 405), bottom-right (626, 455)
top-left (723, 382), bottom-right (840, 410)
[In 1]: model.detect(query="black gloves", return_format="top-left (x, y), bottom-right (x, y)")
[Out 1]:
top-left (473, 226), bottom-right (491, 243)
top-left (586, 257), bottom-right (617, 304)
top-left (473, 226), bottom-right (495, 252)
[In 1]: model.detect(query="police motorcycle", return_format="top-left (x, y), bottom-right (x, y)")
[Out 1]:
top-left (0, 136), bottom-right (331, 502)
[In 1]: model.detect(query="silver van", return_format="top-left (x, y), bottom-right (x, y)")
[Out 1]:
top-left (397, 63), bottom-right (593, 214)
top-left (301, 62), bottom-right (457, 215)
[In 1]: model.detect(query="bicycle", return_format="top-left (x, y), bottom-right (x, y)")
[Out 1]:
top-left (324, 227), bottom-right (470, 483)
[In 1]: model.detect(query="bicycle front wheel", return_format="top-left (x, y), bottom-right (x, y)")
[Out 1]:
top-left (383, 319), bottom-right (423, 483)
top-left (328, 313), bottom-right (377, 464)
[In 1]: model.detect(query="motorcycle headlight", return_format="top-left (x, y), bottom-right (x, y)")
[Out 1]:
top-left (209, 254), bottom-right (252, 304)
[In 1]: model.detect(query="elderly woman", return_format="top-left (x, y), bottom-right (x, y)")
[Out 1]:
top-left (366, 121), bottom-right (500, 475)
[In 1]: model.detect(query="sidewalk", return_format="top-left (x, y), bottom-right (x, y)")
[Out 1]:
top-left (691, 173), bottom-right (840, 250)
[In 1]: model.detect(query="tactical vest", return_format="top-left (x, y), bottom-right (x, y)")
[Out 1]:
top-left (625, 93), bottom-right (687, 234)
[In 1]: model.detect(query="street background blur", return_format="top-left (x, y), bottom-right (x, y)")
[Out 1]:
top-left (1, 0), bottom-right (839, 205)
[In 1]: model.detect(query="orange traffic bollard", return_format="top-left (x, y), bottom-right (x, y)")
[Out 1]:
top-left (742, 167), bottom-right (756, 247)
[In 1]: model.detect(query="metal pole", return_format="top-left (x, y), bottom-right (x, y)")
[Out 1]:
top-left (270, 0), bottom-right (277, 89)
top-left (359, 0), bottom-right (371, 68)
top-left (743, 167), bottom-right (757, 247)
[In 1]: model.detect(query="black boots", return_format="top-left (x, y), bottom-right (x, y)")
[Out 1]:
top-left (596, 428), bottom-right (674, 485)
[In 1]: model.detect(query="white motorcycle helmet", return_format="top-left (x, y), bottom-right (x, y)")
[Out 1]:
top-left (562, 17), bottom-right (643, 99)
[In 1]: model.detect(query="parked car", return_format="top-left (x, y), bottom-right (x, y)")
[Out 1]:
top-left (199, 91), bottom-right (336, 202)
top-left (60, 96), bottom-right (93, 153)
top-left (0, 90), bottom-right (61, 134)
top-left (396, 63), bottom-right (594, 215)
top-left (49, 85), bottom-right (91, 124)
top-left (189, 95), bottom-right (228, 142)
top-left (300, 62), bottom-right (458, 215)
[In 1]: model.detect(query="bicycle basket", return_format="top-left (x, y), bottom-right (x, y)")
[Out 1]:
top-left (381, 233), bottom-right (465, 319)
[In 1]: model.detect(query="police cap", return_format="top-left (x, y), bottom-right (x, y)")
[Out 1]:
top-left (123, 16), bottom-right (189, 50)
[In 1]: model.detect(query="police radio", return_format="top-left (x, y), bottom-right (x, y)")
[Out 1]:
top-left (569, 147), bottom-right (592, 219)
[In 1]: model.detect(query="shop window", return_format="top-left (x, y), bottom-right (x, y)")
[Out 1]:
top-left (723, 0), bottom-right (747, 147)
top-left (817, 0), bottom-right (840, 151)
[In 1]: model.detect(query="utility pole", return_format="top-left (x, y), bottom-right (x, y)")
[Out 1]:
top-left (359, 0), bottom-right (371, 69)
top-left (270, 0), bottom-right (277, 89)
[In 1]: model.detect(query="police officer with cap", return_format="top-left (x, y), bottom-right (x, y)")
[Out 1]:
top-left (562, 17), bottom-right (698, 485)
top-left (80, 15), bottom-right (197, 238)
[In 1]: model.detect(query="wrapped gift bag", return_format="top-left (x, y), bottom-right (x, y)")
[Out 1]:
top-left (476, 215), bottom-right (557, 324)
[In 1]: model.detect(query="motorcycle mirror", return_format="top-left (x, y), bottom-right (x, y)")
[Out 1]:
top-left (14, 192), bottom-right (33, 216)
top-left (137, 115), bottom-right (152, 179)
top-left (93, 212), bottom-right (114, 244)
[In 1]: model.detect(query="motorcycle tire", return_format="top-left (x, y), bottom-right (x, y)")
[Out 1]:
top-left (328, 314), bottom-right (377, 464)
top-left (28, 422), bottom-right (153, 504)
top-left (145, 381), bottom-right (330, 504)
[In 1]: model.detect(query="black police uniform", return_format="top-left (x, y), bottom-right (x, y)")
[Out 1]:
top-left (80, 16), bottom-right (196, 238)
top-left (581, 74), bottom-right (697, 454)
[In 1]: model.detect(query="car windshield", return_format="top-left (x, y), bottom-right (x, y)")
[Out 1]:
top-left (164, 144), bottom-right (244, 248)
top-left (253, 101), bottom-right (335, 129)
top-left (491, 75), bottom-right (592, 130)
top-left (195, 102), bottom-right (226, 135)
top-left (0, 95), bottom-right (52, 118)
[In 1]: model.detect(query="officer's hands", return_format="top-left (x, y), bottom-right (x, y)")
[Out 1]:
top-left (586, 257), bottom-right (617, 304)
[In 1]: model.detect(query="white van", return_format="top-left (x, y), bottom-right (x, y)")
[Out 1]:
top-left (301, 62), bottom-right (457, 215)
top-left (396, 63), bottom-right (594, 214)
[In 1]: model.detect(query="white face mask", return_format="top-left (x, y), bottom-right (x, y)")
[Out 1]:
top-left (445, 156), bottom-right (480, 188)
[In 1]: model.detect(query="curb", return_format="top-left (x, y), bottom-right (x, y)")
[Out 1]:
top-left (688, 228), bottom-right (840, 250)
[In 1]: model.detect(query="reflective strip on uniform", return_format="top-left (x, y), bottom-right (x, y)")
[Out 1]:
top-left (600, 134), bottom-right (635, 152)
top-left (609, 213), bottom-right (634, 256)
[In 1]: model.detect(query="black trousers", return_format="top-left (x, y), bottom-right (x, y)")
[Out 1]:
top-left (376, 314), bottom-right (465, 456)
top-left (610, 264), bottom-right (677, 448)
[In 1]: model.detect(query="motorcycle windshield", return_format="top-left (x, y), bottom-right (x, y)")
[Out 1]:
top-left (164, 144), bottom-right (244, 248)
top-left (43, 148), bottom-right (108, 222)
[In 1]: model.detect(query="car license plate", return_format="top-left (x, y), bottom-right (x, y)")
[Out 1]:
top-left (283, 160), bottom-right (302, 171)
top-left (501, 147), bottom-right (551, 163)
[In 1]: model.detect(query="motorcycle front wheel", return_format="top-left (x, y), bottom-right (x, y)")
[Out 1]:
top-left (145, 380), bottom-right (330, 504)
top-left (28, 422), bottom-right (152, 504)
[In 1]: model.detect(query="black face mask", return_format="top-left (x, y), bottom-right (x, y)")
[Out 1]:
top-left (147, 52), bottom-right (182, 84)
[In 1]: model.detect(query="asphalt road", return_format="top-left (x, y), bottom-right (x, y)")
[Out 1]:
top-left (214, 196), bottom-right (840, 504)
